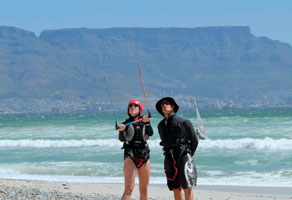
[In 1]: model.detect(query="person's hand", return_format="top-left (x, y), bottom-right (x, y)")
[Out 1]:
top-left (143, 115), bottom-right (149, 123)
top-left (119, 124), bottom-right (126, 131)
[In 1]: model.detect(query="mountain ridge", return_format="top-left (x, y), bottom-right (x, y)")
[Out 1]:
top-left (1, 25), bottom-right (292, 110)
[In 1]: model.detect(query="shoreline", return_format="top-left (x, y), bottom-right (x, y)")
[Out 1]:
top-left (1, 179), bottom-right (292, 200)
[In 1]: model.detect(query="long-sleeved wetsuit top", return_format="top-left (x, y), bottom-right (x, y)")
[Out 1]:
top-left (157, 114), bottom-right (198, 156)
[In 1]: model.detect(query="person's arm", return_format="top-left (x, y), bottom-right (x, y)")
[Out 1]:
top-left (142, 115), bottom-right (153, 136)
top-left (157, 122), bottom-right (166, 146)
top-left (119, 123), bottom-right (128, 142)
top-left (144, 122), bottom-right (153, 137)
top-left (184, 120), bottom-right (199, 156)
top-left (118, 122), bottom-right (135, 142)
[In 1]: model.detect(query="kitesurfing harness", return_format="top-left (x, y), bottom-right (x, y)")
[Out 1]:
top-left (122, 141), bottom-right (150, 168)
top-left (163, 143), bottom-right (191, 181)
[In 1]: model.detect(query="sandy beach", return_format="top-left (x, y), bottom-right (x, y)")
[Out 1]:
top-left (0, 179), bottom-right (292, 200)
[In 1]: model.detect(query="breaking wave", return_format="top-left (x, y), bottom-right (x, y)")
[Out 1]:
top-left (1, 137), bottom-right (292, 150)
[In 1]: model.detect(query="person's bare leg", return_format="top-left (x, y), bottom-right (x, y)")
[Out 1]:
top-left (183, 188), bottom-right (193, 200)
top-left (137, 160), bottom-right (150, 200)
top-left (173, 188), bottom-right (183, 200)
top-left (122, 157), bottom-right (136, 200)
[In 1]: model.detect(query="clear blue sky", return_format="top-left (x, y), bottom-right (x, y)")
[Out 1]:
top-left (1, 0), bottom-right (291, 45)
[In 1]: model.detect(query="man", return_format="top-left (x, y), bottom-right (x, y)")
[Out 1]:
top-left (156, 97), bottom-right (198, 200)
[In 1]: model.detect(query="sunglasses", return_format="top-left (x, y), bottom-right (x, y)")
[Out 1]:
top-left (129, 104), bottom-right (140, 108)
top-left (161, 101), bottom-right (171, 106)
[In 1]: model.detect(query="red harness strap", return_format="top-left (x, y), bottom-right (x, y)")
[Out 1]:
top-left (131, 157), bottom-right (147, 169)
top-left (165, 149), bottom-right (179, 181)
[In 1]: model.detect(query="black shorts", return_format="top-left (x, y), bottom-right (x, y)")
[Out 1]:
top-left (164, 153), bottom-right (197, 190)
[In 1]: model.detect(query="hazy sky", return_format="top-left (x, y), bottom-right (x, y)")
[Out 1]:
top-left (1, 0), bottom-right (291, 45)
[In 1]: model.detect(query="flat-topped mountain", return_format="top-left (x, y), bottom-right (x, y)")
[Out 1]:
top-left (1, 25), bottom-right (292, 105)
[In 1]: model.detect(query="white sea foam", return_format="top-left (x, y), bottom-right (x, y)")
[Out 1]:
top-left (1, 137), bottom-right (292, 150)
top-left (0, 168), bottom-right (292, 187)
top-left (1, 160), bottom-right (292, 187)
top-left (0, 161), bottom-right (124, 178)
top-left (0, 139), bottom-right (121, 148)
top-left (199, 170), bottom-right (292, 187)
top-left (0, 138), bottom-right (162, 148)
top-left (0, 125), bottom-right (116, 139)
top-left (198, 137), bottom-right (292, 150)
top-left (234, 159), bottom-right (258, 166)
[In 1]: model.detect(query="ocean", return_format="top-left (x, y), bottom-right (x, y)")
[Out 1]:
top-left (0, 108), bottom-right (292, 187)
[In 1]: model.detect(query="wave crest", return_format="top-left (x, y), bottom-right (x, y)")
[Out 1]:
top-left (199, 137), bottom-right (292, 150)
top-left (1, 137), bottom-right (291, 150)
top-left (0, 139), bottom-right (120, 148)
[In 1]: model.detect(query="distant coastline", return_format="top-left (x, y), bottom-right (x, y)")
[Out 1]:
top-left (1, 97), bottom-right (292, 114)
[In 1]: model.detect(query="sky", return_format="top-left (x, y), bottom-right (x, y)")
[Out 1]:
top-left (0, 0), bottom-right (291, 45)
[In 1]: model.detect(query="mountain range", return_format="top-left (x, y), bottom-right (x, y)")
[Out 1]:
top-left (1, 25), bottom-right (292, 107)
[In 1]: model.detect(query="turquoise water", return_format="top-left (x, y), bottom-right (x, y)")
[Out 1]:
top-left (0, 109), bottom-right (292, 186)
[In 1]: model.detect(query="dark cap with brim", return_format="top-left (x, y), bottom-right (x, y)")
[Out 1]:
top-left (156, 97), bottom-right (179, 116)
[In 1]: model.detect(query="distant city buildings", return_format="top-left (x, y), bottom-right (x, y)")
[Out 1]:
top-left (1, 92), bottom-right (292, 114)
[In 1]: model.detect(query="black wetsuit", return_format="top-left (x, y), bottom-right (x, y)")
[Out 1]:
top-left (119, 117), bottom-right (153, 168)
top-left (158, 114), bottom-right (198, 190)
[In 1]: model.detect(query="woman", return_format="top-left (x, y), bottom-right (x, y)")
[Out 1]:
top-left (119, 99), bottom-right (153, 200)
